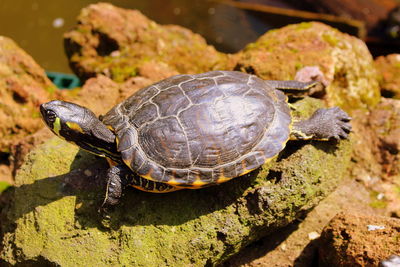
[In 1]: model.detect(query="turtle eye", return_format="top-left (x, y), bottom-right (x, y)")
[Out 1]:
top-left (46, 110), bottom-right (57, 123)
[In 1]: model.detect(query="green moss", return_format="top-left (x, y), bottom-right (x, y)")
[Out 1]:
top-left (45, 85), bottom-right (58, 98)
top-left (394, 186), bottom-right (400, 196)
top-left (244, 38), bottom-right (275, 52)
top-left (0, 181), bottom-right (11, 194)
top-left (322, 33), bottom-right (339, 47)
top-left (369, 200), bottom-right (388, 209)
top-left (294, 62), bottom-right (303, 70)
top-left (296, 22), bottom-right (313, 30)
top-left (394, 234), bottom-right (400, 243)
top-left (31, 111), bottom-right (41, 119)
top-left (369, 191), bottom-right (388, 209)
top-left (111, 66), bottom-right (138, 82)
top-left (1, 56), bottom-right (353, 266)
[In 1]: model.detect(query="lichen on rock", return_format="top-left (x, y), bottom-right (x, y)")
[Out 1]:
top-left (0, 98), bottom-right (352, 266)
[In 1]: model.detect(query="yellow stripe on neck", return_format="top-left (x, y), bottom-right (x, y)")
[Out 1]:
top-left (53, 117), bottom-right (61, 135)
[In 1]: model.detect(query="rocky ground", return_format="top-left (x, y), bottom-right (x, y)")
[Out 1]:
top-left (0, 3), bottom-right (399, 266)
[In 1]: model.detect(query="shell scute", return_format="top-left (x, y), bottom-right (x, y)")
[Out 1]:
top-left (152, 86), bottom-right (190, 116)
top-left (130, 103), bottom-right (158, 128)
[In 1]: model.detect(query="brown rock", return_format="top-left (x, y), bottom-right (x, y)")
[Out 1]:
top-left (71, 74), bottom-right (158, 116)
top-left (368, 99), bottom-right (400, 177)
top-left (375, 54), bottom-right (400, 99)
top-left (73, 75), bottom-right (120, 115)
top-left (234, 22), bottom-right (380, 112)
top-left (0, 36), bottom-right (57, 153)
top-left (64, 4), bottom-right (380, 114)
top-left (64, 3), bottom-right (229, 82)
top-left (351, 99), bottom-right (400, 217)
top-left (119, 76), bottom-right (154, 100)
top-left (10, 128), bottom-right (53, 176)
top-left (137, 61), bottom-right (179, 81)
top-left (351, 98), bottom-right (400, 181)
top-left (318, 212), bottom-right (400, 266)
top-left (0, 164), bottom-right (12, 185)
top-left (226, 178), bottom-right (376, 267)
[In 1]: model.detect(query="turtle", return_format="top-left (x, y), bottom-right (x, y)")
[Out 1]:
top-left (40, 70), bottom-right (351, 208)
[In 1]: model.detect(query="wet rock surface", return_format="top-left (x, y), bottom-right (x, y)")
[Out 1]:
top-left (318, 212), bottom-right (400, 266)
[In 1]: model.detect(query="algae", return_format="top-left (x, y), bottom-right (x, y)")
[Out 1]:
top-left (0, 98), bottom-right (352, 266)
top-left (0, 181), bottom-right (10, 194)
top-left (369, 191), bottom-right (388, 209)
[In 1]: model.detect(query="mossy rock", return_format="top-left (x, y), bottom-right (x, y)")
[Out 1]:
top-left (65, 3), bottom-right (380, 114)
top-left (64, 3), bottom-right (230, 83)
top-left (235, 22), bottom-right (380, 112)
top-left (0, 98), bottom-right (352, 266)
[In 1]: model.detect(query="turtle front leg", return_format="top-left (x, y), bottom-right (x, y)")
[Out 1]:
top-left (102, 164), bottom-right (131, 208)
top-left (102, 164), bottom-right (181, 209)
top-left (291, 107), bottom-right (351, 141)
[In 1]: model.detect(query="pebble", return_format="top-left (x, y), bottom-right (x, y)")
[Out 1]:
top-left (367, 225), bottom-right (385, 231)
top-left (308, 231), bottom-right (320, 240)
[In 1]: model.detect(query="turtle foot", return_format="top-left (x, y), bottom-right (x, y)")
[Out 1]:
top-left (291, 107), bottom-right (351, 141)
top-left (307, 107), bottom-right (352, 140)
top-left (101, 165), bottom-right (131, 210)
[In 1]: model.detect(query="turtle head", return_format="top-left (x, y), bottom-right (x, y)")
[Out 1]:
top-left (40, 100), bottom-right (120, 161)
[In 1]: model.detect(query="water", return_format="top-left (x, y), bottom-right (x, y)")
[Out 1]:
top-left (0, 0), bottom-right (265, 73)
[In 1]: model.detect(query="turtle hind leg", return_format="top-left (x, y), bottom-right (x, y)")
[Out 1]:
top-left (267, 80), bottom-right (321, 95)
top-left (267, 80), bottom-right (317, 90)
top-left (291, 107), bottom-right (352, 141)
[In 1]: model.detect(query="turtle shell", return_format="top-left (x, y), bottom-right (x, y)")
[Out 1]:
top-left (101, 71), bottom-right (291, 188)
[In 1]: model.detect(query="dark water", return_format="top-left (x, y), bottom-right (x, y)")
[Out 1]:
top-left (0, 0), bottom-right (268, 73)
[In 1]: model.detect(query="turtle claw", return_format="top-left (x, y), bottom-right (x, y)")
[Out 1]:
top-left (338, 121), bottom-right (352, 133)
top-left (99, 207), bottom-right (112, 217)
top-left (307, 107), bottom-right (352, 140)
top-left (334, 107), bottom-right (352, 122)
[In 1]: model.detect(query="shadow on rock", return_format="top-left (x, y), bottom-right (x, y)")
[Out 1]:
top-left (223, 221), bottom-right (302, 267)
top-left (7, 149), bottom-right (253, 231)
